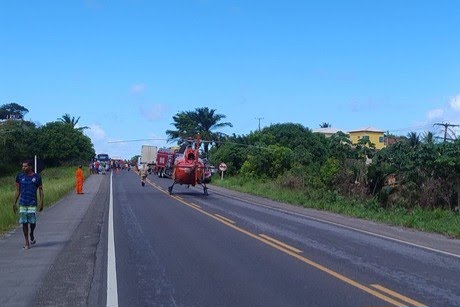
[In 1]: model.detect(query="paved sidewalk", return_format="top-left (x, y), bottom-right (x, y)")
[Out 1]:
top-left (0, 174), bottom-right (104, 307)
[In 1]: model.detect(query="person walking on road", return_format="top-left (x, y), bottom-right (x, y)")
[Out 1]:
top-left (75, 165), bottom-right (84, 194)
top-left (140, 164), bottom-right (148, 186)
top-left (13, 160), bottom-right (44, 250)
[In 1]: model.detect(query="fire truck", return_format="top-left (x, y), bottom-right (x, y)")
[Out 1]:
top-left (153, 147), bottom-right (180, 178)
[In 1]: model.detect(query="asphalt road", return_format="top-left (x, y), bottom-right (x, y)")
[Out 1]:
top-left (1, 169), bottom-right (460, 307)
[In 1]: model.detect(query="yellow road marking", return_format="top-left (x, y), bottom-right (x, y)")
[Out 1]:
top-left (214, 214), bottom-right (235, 224)
top-left (151, 184), bottom-right (419, 307)
top-left (189, 203), bottom-right (202, 209)
top-left (259, 234), bottom-right (302, 253)
top-left (371, 284), bottom-right (426, 306)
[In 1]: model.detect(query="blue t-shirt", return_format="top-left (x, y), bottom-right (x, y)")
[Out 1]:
top-left (16, 172), bottom-right (42, 206)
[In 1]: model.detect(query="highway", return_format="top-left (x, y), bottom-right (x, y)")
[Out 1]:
top-left (1, 169), bottom-right (460, 306)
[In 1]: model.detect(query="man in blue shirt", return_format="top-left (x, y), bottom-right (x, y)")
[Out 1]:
top-left (13, 160), bottom-right (44, 250)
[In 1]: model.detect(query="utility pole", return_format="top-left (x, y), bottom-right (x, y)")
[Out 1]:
top-left (434, 122), bottom-right (459, 142)
top-left (255, 117), bottom-right (264, 132)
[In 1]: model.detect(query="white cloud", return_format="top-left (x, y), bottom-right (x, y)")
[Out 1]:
top-left (449, 94), bottom-right (460, 111)
top-left (131, 83), bottom-right (146, 94)
top-left (85, 124), bottom-right (106, 141)
top-left (427, 108), bottom-right (444, 120)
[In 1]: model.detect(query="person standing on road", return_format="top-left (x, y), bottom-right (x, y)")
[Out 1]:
top-left (75, 165), bottom-right (84, 194)
top-left (140, 164), bottom-right (148, 186)
top-left (13, 159), bottom-right (44, 250)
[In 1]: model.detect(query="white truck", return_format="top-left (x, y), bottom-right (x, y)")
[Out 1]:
top-left (140, 145), bottom-right (158, 172)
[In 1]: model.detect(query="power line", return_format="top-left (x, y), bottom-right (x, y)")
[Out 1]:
top-left (107, 138), bottom-right (168, 143)
top-left (434, 122), bottom-right (459, 142)
top-left (387, 124), bottom-right (433, 133)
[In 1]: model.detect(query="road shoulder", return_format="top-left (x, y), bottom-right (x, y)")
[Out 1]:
top-left (208, 184), bottom-right (460, 257)
top-left (0, 174), bottom-right (106, 307)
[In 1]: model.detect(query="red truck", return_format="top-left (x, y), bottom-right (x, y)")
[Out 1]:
top-left (153, 147), bottom-right (180, 178)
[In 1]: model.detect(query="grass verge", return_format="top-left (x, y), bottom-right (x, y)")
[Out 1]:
top-left (212, 176), bottom-right (460, 238)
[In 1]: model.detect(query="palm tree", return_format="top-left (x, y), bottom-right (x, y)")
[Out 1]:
top-left (319, 122), bottom-right (331, 128)
top-left (58, 113), bottom-right (89, 131)
top-left (166, 107), bottom-right (233, 153)
top-left (406, 131), bottom-right (420, 147)
top-left (422, 131), bottom-right (435, 144)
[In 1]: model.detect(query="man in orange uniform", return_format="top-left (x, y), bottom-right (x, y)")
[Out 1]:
top-left (75, 165), bottom-right (84, 194)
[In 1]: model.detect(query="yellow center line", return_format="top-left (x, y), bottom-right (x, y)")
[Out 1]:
top-left (214, 214), bottom-right (236, 224)
top-left (151, 184), bottom-right (415, 307)
top-left (189, 203), bottom-right (202, 209)
top-left (371, 284), bottom-right (426, 306)
top-left (259, 234), bottom-right (302, 253)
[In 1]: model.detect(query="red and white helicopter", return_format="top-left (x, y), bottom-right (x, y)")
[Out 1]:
top-left (168, 134), bottom-right (211, 195)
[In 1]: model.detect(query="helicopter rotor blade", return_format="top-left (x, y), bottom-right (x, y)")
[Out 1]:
top-left (107, 138), bottom-right (168, 143)
top-left (107, 136), bottom-right (270, 151)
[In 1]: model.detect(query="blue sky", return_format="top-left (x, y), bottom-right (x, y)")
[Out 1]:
top-left (1, 0), bottom-right (460, 159)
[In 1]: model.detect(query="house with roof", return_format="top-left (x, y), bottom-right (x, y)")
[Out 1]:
top-left (348, 126), bottom-right (386, 150)
top-left (312, 127), bottom-right (347, 138)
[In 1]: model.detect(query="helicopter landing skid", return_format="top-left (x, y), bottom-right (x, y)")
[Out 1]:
top-left (168, 182), bottom-right (208, 196)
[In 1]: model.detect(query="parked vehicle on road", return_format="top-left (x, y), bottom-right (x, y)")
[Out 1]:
top-left (140, 145), bottom-right (158, 172)
top-left (154, 147), bottom-right (179, 178)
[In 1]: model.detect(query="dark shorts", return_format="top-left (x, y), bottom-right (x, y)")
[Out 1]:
top-left (19, 206), bottom-right (37, 224)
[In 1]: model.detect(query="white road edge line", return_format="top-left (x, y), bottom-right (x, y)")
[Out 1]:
top-left (107, 171), bottom-right (119, 307)
top-left (210, 189), bottom-right (460, 259)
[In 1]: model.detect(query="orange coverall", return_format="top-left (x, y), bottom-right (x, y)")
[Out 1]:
top-left (75, 167), bottom-right (84, 194)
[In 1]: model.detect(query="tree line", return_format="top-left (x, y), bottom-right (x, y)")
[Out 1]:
top-left (165, 108), bottom-right (460, 211)
top-left (0, 103), bottom-right (95, 175)
top-left (206, 123), bottom-right (460, 211)
top-left (2, 102), bottom-right (459, 212)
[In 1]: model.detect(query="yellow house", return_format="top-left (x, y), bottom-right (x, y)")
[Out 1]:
top-left (348, 127), bottom-right (386, 150)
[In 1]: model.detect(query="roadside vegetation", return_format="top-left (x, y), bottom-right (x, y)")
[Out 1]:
top-left (0, 104), bottom-right (94, 175)
top-left (212, 177), bottom-right (460, 238)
